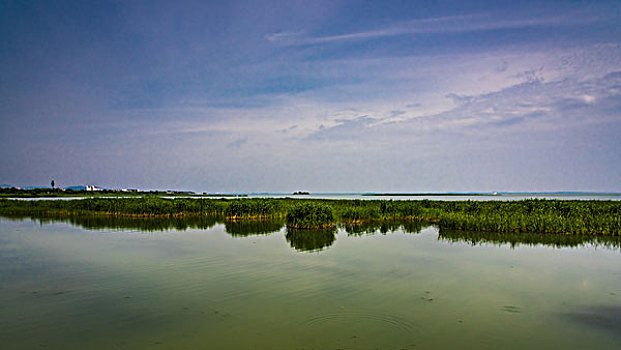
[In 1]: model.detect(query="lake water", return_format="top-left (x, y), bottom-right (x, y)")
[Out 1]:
top-left (8, 192), bottom-right (621, 202)
top-left (1, 216), bottom-right (620, 349)
top-left (246, 193), bottom-right (621, 201)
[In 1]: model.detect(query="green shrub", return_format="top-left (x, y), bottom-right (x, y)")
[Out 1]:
top-left (286, 203), bottom-right (334, 229)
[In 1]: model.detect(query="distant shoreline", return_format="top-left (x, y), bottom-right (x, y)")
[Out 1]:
top-left (1, 187), bottom-right (620, 199)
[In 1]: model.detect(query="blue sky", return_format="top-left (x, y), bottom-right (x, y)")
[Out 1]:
top-left (1, 0), bottom-right (620, 192)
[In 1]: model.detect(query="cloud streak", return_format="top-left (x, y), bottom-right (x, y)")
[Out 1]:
top-left (297, 70), bottom-right (621, 143)
top-left (266, 12), bottom-right (601, 46)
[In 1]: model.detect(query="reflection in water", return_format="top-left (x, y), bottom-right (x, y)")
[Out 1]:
top-left (439, 229), bottom-right (621, 249)
top-left (1, 214), bottom-right (619, 350)
top-left (342, 220), bottom-right (430, 236)
top-left (0, 213), bottom-right (219, 232)
top-left (2, 213), bottom-right (619, 250)
top-left (561, 305), bottom-right (621, 334)
top-left (224, 219), bottom-right (284, 237)
top-left (285, 227), bottom-right (338, 252)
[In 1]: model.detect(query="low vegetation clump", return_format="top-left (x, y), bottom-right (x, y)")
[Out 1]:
top-left (286, 203), bottom-right (335, 229)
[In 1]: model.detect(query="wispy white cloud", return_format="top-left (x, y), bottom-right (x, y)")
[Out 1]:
top-left (297, 69), bottom-right (620, 144)
top-left (105, 41), bottom-right (620, 143)
top-left (264, 31), bottom-right (306, 43)
top-left (266, 12), bottom-right (601, 46)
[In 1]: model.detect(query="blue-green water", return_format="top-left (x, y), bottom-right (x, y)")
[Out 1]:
top-left (0, 217), bottom-right (619, 349)
top-left (8, 192), bottom-right (621, 202)
top-left (247, 192), bottom-right (621, 201)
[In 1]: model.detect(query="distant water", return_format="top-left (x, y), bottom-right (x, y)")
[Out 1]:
top-left (1, 217), bottom-right (619, 349)
top-left (242, 192), bottom-right (621, 201)
top-left (7, 192), bottom-right (621, 201)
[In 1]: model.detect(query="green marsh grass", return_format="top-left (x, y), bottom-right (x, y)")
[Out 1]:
top-left (1, 197), bottom-right (619, 236)
top-left (223, 199), bottom-right (280, 219)
top-left (285, 202), bottom-right (335, 229)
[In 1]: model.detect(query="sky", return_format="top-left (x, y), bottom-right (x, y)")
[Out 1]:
top-left (1, 0), bottom-right (620, 193)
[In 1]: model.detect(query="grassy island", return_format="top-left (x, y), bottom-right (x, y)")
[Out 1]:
top-left (286, 203), bottom-right (335, 229)
top-left (0, 197), bottom-right (619, 235)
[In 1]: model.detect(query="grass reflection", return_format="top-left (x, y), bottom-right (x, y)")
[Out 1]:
top-left (342, 220), bottom-right (431, 236)
top-left (2, 213), bottom-right (619, 250)
top-left (439, 228), bottom-right (621, 249)
top-left (285, 227), bottom-right (338, 252)
top-left (224, 219), bottom-right (285, 237)
top-left (0, 212), bottom-right (218, 231)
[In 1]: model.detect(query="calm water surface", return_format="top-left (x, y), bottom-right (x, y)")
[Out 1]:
top-left (1, 217), bottom-right (619, 349)
top-left (9, 192), bottom-right (621, 201)
top-left (246, 193), bottom-right (621, 201)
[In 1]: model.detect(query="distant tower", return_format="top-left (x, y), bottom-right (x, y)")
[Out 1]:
top-left (51, 180), bottom-right (55, 190)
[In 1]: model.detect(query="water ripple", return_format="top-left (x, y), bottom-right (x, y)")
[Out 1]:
top-left (303, 311), bottom-right (418, 334)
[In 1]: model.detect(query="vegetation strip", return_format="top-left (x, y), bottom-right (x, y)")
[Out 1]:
top-left (0, 197), bottom-right (619, 235)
